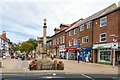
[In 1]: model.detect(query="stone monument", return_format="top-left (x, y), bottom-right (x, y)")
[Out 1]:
top-left (36, 37), bottom-right (43, 59)
top-left (36, 18), bottom-right (47, 59)
top-left (42, 18), bottom-right (47, 58)
top-left (35, 18), bottom-right (54, 70)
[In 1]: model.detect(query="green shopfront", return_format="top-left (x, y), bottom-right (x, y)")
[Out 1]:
top-left (93, 43), bottom-right (118, 64)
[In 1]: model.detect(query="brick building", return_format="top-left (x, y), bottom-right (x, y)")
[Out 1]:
top-left (51, 24), bottom-right (69, 58)
top-left (64, 3), bottom-right (117, 61)
top-left (65, 19), bottom-right (83, 60)
top-left (49, 3), bottom-right (120, 66)
top-left (92, 6), bottom-right (120, 65)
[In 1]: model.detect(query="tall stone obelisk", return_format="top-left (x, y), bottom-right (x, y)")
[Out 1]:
top-left (42, 18), bottom-right (47, 58)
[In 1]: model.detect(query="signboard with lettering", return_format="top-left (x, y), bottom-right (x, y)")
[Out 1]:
top-left (93, 43), bottom-right (118, 49)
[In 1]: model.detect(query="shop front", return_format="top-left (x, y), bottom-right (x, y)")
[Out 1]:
top-left (59, 45), bottom-right (65, 59)
top-left (80, 46), bottom-right (92, 62)
top-left (93, 43), bottom-right (118, 64)
top-left (64, 48), bottom-right (78, 60)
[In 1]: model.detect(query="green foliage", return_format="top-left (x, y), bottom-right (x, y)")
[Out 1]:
top-left (12, 38), bottom-right (37, 53)
top-left (27, 38), bottom-right (37, 49)
top-left (21, 41), bottom-right (34, 53)
top-left (11, 45), bottom-right (20, 51)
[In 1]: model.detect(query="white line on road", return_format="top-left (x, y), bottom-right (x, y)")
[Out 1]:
top-left (81, 74), bottom-right (95, 80)
top-left (53, 73), bottom-right (56, 76)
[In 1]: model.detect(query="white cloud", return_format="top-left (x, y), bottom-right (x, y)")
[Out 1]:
top-left (0, 0), bottom-right (119, 43)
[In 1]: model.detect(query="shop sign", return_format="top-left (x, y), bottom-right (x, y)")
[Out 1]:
top-left (97, 46), bottom-right (104, 49)
top-left (64, 48), bottom-right (77, 50)
top-left (111, 43), bottom-right (118, 49)
top-left (93, 43), bottom-right (118, 49)
top-left (93, 43), bottom-right (111, 49)
top-left (59, 45), bottom-right (65, 52)
top-left (82, 46), bottom-right (92, 51)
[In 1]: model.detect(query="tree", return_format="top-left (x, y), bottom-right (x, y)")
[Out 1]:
top-left (21, 41), bottom-right (34, 53)
top-left (11, 45), bottom-right (20, 52)
top-left (27, 38), bottom-right (37, 49)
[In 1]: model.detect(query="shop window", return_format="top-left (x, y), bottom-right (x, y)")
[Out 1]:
top-left (100, 16), bottom-right (107, 27)
top-left (100, 33), bottom-right (107, 42)
top-left (99, 49), bottom-right (111, 62)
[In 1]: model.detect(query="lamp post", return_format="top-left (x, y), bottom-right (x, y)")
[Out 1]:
top-left (109, 34), bottom-right (119, 68)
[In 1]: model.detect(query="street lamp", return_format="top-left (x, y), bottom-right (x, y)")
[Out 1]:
top-left (109, 34), bottom-right (119, 68)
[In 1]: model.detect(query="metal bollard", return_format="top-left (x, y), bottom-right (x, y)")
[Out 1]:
top-left (0, 62), bottom-right (2, 68)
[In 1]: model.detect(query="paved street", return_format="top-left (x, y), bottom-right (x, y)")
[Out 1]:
top-left (0, 57), bottom-right (119, 79)
top-left (56, 59), bottom-right (118, 74)
top-left (0, 57), bottom-right (118, 75)
top-left (1, 73), bottom-right (119, 80)
top-left (0, 57), bottom-right (31, 73)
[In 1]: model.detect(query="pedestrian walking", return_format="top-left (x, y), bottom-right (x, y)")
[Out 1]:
top-left (77, 52), bottom-right (80, 63)
top-left (51, 54), bottom-right (54, 60)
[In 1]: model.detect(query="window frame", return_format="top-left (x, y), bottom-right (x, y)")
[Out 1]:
top-left (60, 36), bottom-right (62, 44)
top-left (87, 22), bottom-right (92, 29)
top-left (69, 40), bottom-right (72, 46)
top-left (100, 16), bottom-right (107, 27)
top-left (74, 28), bottom-right (77, 34)
top-left (80, 25), bottom-right (84, 31)
top-left (82, 36), bottom-right (89, 43)
top-left (62, 36), bottom-right (65, 43)
top-left (100, 33), bottom-right (107, 42)
top-left (74, 38), bottom-right (77, 45)
top-left (98, 49), bottom-right (112, 62)
top-left (69, 30), bottom-right (72, 36)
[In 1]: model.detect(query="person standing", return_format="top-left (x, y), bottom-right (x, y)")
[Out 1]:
top-left (51, 54), bottom-right (54, 60)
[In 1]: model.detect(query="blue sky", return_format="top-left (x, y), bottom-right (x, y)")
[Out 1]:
top-left (0, 0), bottom-right (119, 43)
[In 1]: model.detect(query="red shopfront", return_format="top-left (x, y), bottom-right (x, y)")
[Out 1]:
top-left (64, 48), bottom-right (79, 60)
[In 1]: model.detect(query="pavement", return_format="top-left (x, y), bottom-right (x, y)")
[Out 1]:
top-left (55, 59), bottom-right (118, 74)
top-left (0, 57), bottom-right (118, 74)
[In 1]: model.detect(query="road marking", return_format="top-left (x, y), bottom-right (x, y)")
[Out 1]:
top-left (53, 73), bottom-right (56, 76)
top-left (81, 74), bottom-right (95, 80)
top-left (46, 76), bottom-right (52, 79)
